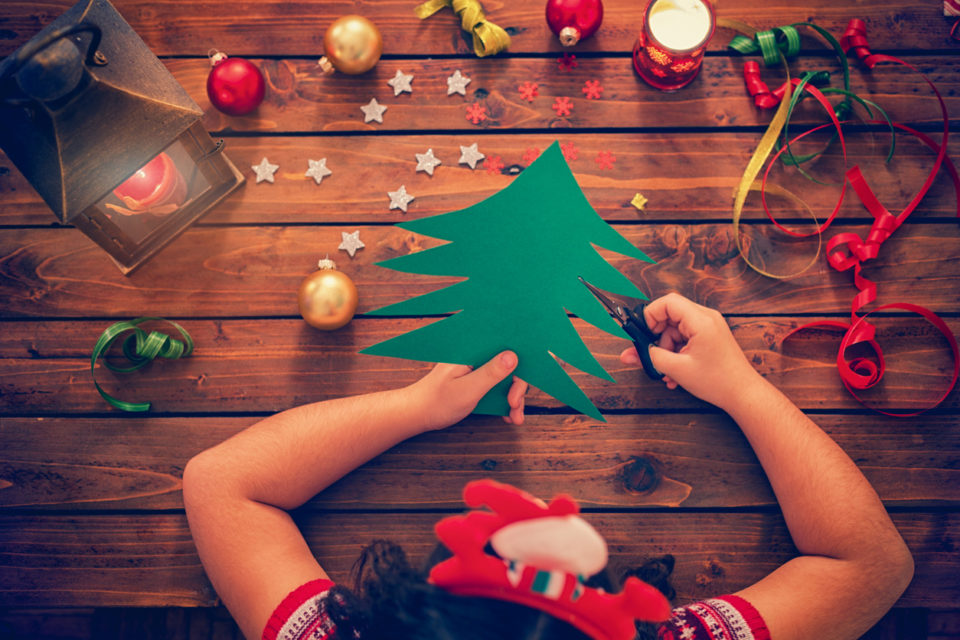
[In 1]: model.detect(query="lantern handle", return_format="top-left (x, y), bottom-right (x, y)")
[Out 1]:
top-left (1, 22), bottom-right (106, 83)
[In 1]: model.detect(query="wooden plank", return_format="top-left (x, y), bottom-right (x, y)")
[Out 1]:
top-left (2, 413), bottom-right (958, 511)
top-left (0, 1), bottom-right (951, 57)
top-left (1, 223), bottom-right (959, 318)
top-left (1, 316), bottom-right (957, 413)
top-left (3, 133), bottom-right (956, 226)
top-left (0, 608), bottom-right (96, 638)
top-left (0, 512), bottom-right (955, 608)
top-left (154, 57), bottom-right (960, 133)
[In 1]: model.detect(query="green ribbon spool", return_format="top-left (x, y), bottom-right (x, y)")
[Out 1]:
top-left (91, 317), bottom-right (194, 412)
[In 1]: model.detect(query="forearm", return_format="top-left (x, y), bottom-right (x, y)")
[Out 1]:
top-left (189, 387), bottom-right (427, 510)
top-left (724, 374), bottom-right (910, 564)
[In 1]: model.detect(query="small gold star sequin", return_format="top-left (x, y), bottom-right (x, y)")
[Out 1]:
top-left (631, 193), bottom-right (648, 211)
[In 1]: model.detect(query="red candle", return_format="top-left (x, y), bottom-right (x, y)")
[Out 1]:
top-left (112, 152), bottom-right (187, 215)
top-left (632, 0), bottom-right (715, 91)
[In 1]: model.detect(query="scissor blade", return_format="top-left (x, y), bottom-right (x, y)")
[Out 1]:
top-left (578, 276), bottom-right (624, 321)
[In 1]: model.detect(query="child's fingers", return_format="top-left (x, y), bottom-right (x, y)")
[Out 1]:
top-left (644, 292), bottom-right (713, 337)
top-left (457, 351), bottom-right (517, 398)
top-left (432, 363), bottom-right (473, 379)
top-left (657, 326), bottom-right (684, 353)
top-left (507, 376), bottom-right (527, 406)
top-left (509, 394), bottom-right (525, 425)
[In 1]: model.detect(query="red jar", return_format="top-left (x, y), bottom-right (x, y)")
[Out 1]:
top-left (632, 0), bottom-right (715, 91)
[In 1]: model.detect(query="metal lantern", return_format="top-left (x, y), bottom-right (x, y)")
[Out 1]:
top-left (0, 0), bottom-right (244, 274)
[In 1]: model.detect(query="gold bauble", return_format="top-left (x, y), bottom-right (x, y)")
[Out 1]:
top-left (298, 257), bottom-right (359, 330)
top-left (321, 15), bottom-right (383, 75)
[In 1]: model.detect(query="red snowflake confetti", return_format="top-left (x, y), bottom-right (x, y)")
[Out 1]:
top-left (518, 81), bottom-right (539, 102)
top-left (560, 142), bottom-right (579, 162)
top-left (465, 102), bottom-right (488, 125)
top-left (558, 53), bottom-right (578, 71)
top-left (595, 150), bottom-right (616, 170)
top-left (582, 80), bottom-right (603, 99)
top-left (522, 147), bottom-right (541, 165)
top-left (485, 155), bottom-right (505, 175)
top-left (552, 96), bottom-right (573, 117)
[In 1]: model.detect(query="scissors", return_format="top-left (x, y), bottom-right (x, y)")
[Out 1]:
top-left (578, 277), bottom-right (663, 381)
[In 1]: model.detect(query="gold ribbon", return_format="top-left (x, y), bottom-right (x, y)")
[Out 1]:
top-left (719, 18), bottom-right (823, 280)
top-left (415, 0), bottom-right (511, 57)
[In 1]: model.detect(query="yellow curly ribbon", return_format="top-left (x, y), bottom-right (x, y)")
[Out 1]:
top-left (415, 0), bottom-right (511, 57)
top-left (719, 18), bottom-right (823, 280)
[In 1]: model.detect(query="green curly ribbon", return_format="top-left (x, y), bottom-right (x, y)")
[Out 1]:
top-left (728, 25), bottom-right (801, 66)
top-left (91, 317), bottom-right (194, 412)
top-left (728, 22), bottom-right (895, 176)
top-left (414, 0), bottom-right (511, 57)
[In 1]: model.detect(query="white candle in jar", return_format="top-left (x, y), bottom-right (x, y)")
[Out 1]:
top-left (647, 0), bottom-right (713, 51)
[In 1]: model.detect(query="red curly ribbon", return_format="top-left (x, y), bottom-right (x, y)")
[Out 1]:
top-left (743, 60), bottom-right (786, 109)
top-left (783, 19), bottom-right (960, 415)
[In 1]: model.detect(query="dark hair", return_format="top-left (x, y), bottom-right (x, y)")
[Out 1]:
top-left (323, 540), bottom-right (675, 640)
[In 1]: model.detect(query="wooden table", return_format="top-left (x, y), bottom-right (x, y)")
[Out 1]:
top-left (1, 1), bottom-right (959, 637)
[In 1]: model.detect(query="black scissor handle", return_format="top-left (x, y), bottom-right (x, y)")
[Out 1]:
top-left (622, 304), bottom-right (663, 381)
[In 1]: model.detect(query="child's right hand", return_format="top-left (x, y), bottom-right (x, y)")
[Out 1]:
top-left (619, 293), bottom-right (762, 410)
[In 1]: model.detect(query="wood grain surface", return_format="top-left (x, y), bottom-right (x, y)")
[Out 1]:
top-left (0, 0), bottom-right (958, 624)
top-left (0, 512), bottom-right (955, 608)
top-left (2, 413), bottom-right (958, 511)
top-left (2, 223), bottom-right (959, 317)
top-left (157, 57), bottom-right (960, 134)
top-left (1, 317), bottom-right (958, 413)
top-left (0, 0), bottom-right (954, 57)
top-left (4, 133), bottom-right (959, 225)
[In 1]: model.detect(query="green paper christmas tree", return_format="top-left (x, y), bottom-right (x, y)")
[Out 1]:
top-left (360, 141), bottom-right (655, 421)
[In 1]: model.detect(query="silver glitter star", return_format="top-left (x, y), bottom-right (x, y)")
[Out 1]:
top-left (415, 148), bottom-right (442, 176)
top-left (458, 143), bottom-right (485, 170)
top-left (361, 98), bottom-right (387, 123)
top-left (388, 185), bottom-right (415, 213)
top-left (252, 157), bottom-right (279, 184)
top-left (446, 69), bottom-right (471, 96)
top-left (305, 158), bottom-right (332, 185)
top-left (338, 230), bottom-right (365, 258)
top-left (387, 69), bottom-right (414, 96)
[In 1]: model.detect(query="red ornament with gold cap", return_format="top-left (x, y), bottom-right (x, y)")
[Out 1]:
top-left (545, 0), bottom-right (604, 46)
top-left (206, 50), bottom-right (265, 116)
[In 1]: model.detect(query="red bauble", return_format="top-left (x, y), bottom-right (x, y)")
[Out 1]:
top-left (545, 0), bottom-right (603, 46)
top-left (206, 51), bottom-right (265, 116)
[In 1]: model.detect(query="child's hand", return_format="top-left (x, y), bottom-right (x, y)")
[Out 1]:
top-left (409, 351), bottom-right (528, 431)
top-left (619, 293), bottom-right (761, 411)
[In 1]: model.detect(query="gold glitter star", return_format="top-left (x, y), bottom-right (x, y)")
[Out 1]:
top-left (630, 193), bottom-right (648, 211)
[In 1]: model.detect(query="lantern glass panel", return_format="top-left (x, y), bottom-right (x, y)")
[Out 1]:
top-left (95, 137), bottom-right (212, 245)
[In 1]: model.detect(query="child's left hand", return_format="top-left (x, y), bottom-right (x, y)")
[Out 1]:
top-left (409, 351), bottom-right (528, 431)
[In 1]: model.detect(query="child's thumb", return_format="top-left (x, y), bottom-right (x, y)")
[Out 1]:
top-left (648, 345), bottom-right (686, 379)
top-left (463, 351), bottom-right (518, 395)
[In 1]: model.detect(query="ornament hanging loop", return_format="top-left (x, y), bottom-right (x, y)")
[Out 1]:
top-left (208, 49), bottom-right (229, 66)
top-left (317, 56), bottom-right (334, 75)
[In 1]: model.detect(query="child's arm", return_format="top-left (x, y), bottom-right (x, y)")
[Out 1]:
top-left (621, 293), bottom-right (914, 640)
top-left (182, 352), bottom-right (525, 640)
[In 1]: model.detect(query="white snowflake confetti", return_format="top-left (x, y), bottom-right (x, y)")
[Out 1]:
top-left (446, 69), bottom-right (471, 96)
top-left (252, 157), bottom-right (279, 184)
top-left (338, 230), bottom-right (365, 258)
top-left (388, 185), bottom-right (415, 212)
top-left (305, 158), bottom-right (332, 185)
top-left (387, 69), bottom-right (414, 96)
top-left (360, 98), bottom-right (387, 123)
top-left (458, 143), bottom-right (485, 169)
top-left (415, 148), bottom-right (442, 176)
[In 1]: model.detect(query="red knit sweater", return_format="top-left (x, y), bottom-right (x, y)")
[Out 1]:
top-left (262, 580), bottom-right (769, 640)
